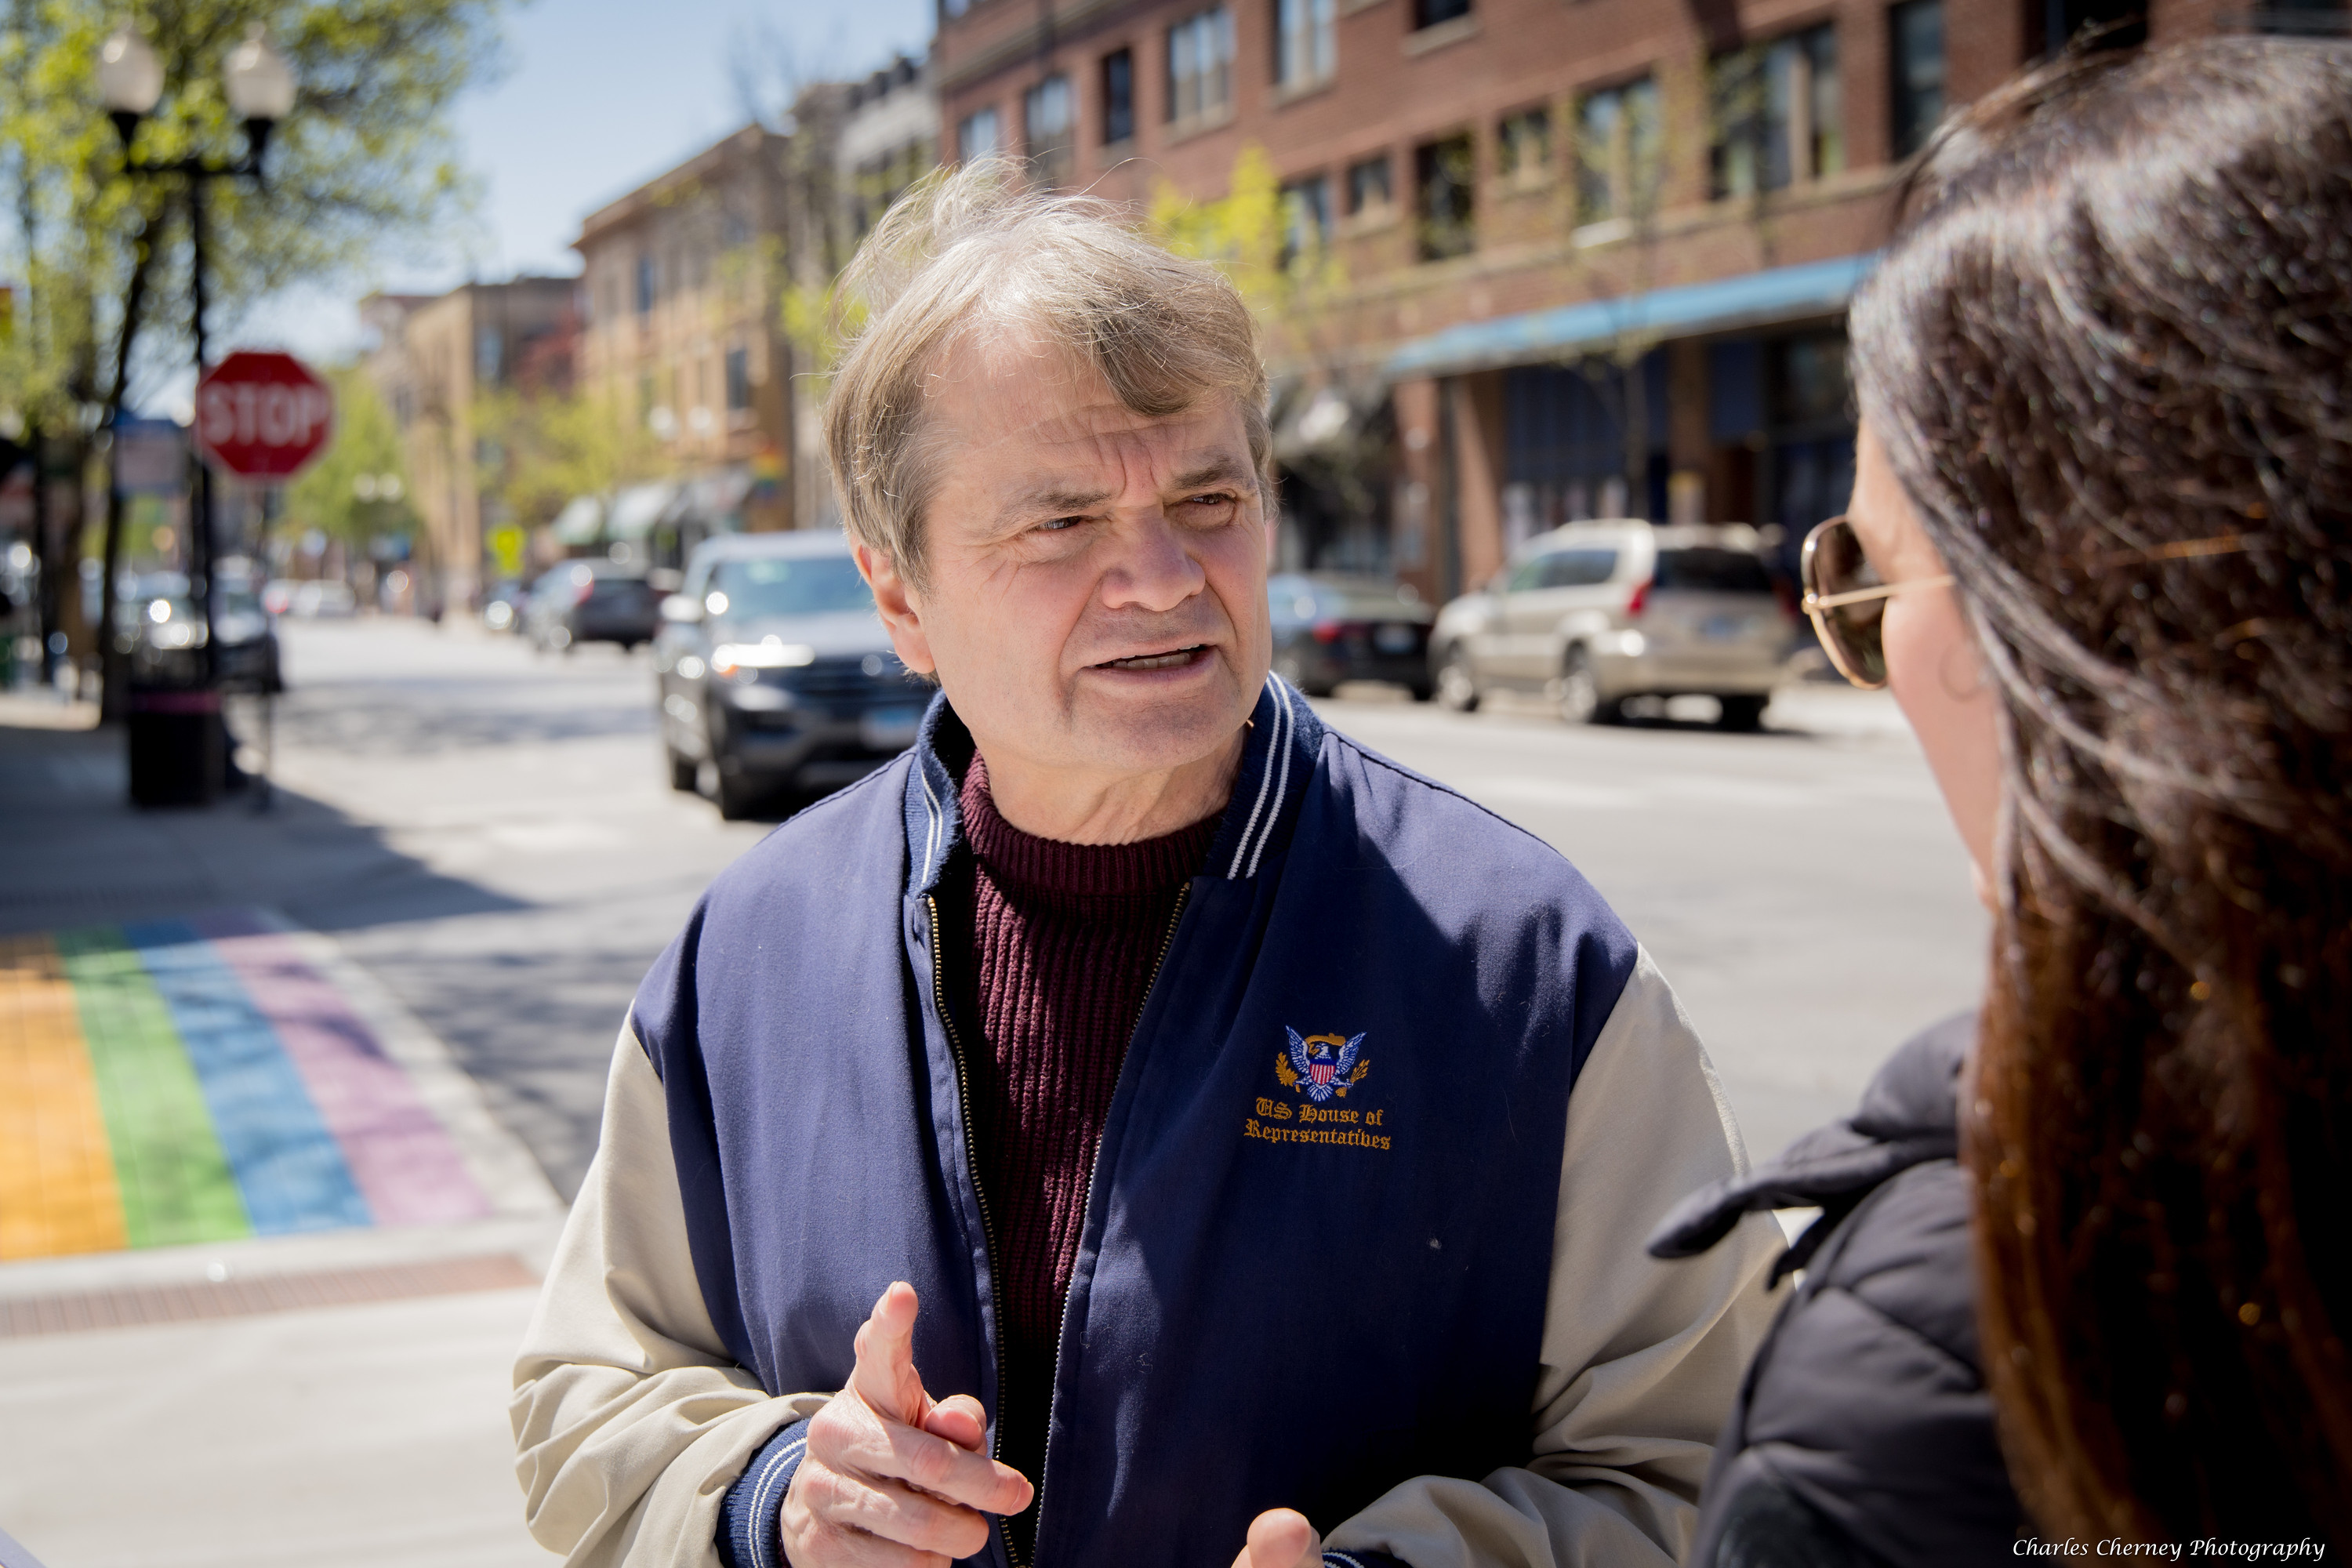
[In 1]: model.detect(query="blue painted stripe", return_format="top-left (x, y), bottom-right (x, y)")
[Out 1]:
top-left (122, 920), bottom-right (371, 1236)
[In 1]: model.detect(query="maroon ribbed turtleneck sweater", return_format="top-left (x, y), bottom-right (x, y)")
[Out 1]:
top-left (936, 754), bottom-right (1219, 1551)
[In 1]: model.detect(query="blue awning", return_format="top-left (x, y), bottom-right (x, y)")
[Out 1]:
top-left (1385, 253), bottom-right (1876, 379)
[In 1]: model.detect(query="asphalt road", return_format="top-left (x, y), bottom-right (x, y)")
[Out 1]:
top-left (263, 617), bottom-right (1987, 1193)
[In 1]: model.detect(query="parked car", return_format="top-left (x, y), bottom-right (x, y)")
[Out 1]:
top-left (1428, 521), bottom-right (1796, 729)
top-left (1269, 573), bottom-right (1434, 698)
top-left (652, 532), bottom-right (926, 818)
top-left (262, 579), bottom-right (358, 619)
top-left (524, 560), bottom-right (661, 652)
top-left (117, 564), bottom-right (282, 693)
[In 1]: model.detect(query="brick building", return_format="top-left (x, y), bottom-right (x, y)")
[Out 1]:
top-left (361, 277), bottom-right (578, 613)
top-left (933, 0), bottom-right (2340, 599)
top-left (573, 125), bottom-right (798, 544)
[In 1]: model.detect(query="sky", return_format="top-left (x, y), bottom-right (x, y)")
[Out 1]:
top-left (236, 0), bottom-right (935, 369)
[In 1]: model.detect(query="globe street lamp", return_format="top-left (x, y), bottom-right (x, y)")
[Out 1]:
top-left (100, 21), bottom-right (296, 805)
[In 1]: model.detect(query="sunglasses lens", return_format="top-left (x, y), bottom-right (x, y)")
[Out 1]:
top-left (1808, 520), bottom-right (1890, 687)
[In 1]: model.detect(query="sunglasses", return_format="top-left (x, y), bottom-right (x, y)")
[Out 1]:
top-left (1798, 515), bottom-right (1954, 690)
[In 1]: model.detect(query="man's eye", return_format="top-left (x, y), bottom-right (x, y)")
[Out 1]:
top-left (1036, 516), bottom-right (1084, 533)
top-left (1186, 492), bottom-right (1237, 510)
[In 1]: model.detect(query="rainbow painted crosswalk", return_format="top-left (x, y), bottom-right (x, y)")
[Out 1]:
top-left (0, 911), bottom-right (495, 1261)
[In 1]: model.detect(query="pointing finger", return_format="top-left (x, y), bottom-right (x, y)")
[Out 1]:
top-left (1234, 1508), bottom-right (1320, 1568)
top-left (850, 1281), bottom-right (927, 1427)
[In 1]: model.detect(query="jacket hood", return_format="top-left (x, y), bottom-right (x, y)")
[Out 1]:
top-left (1646, 1011), bottom-right (1973, 1273)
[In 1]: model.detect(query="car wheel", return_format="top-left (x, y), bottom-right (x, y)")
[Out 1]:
top-left (666, 746), bottom-right (698, 792)
top-left (546, 625), bottom-right (572, 653)
top-left (1557, 650), bottom-right (1617, 726)
top-left (1408, 683), bottom-right (1436, 702)
top-left (1436, 648), bottom-right (1481, 713)
top-left (1717, 695), bottom-right (1769, 732)
top-left (698, 757), bottom-right (761, 821)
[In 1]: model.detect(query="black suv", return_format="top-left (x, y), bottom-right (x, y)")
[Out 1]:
top-left (653, 532), bottom-right (925, 818)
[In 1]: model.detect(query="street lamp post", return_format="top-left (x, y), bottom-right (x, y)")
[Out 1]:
top-left (99, 22), bottom-right (296, 805)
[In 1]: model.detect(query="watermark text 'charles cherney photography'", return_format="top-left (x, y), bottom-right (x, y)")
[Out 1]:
top-left (2014, 1542), bottom-right (2327, 1562)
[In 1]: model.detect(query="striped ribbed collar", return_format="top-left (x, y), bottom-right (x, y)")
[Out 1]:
top-left (903, 674), bottom-right (1322, 898)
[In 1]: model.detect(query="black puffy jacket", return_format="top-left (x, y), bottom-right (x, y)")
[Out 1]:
top-left (1647, 1014), bottom-right (2027, 1566)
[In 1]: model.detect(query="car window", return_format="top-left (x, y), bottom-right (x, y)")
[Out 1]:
top-left (709, 554), bottom-right (873, 618)
top-left (1537, 548), bottom-right (1618, 589)
top-left (1507, 557), bottom-right (1547, 593)
top-left (1268, 579), bottom-right (1321, 628)
top-left (1654, 548), bottom-right (1773, 594)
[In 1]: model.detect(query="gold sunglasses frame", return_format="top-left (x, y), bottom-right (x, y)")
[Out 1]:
top-left (1799, 515), bottom-right (1955, 691)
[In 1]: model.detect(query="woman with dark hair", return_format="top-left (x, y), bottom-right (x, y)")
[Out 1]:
top-left (1653, 36), bottom-right (2352, 1563)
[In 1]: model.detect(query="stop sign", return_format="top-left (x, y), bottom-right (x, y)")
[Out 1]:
top-left (194, 350), bottom-right (334, 480)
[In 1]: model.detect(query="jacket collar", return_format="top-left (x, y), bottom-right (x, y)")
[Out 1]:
top-left (902, 674), bottom-right (1323, 899)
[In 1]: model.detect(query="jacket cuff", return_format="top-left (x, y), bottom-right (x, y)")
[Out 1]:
top-left (1323, 1553), bottom-right (1410, 1568)
top-left (717, 1418), bottom-right (811, 1568)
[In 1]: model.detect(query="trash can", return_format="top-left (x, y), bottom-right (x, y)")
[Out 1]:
top-left (127, 681), bottom-right (226, 808)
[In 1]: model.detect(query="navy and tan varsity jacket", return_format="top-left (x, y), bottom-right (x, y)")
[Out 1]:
top-left (512, 677), bottom-right (1783, 1568)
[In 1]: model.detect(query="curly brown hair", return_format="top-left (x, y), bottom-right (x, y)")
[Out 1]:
top-left (1849, 38), bottom-right (2352, 1544)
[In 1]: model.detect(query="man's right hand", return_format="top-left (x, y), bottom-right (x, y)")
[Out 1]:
top-left (781, 1282), bottom-right (1035, 1567)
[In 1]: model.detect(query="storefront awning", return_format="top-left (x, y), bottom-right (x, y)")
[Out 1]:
top-left (606, 480), bottom-right (679, 541)
top-left (1385, 253), bottom-right (1876, 380)
top-left (550, 495), bottom-right (604, 546)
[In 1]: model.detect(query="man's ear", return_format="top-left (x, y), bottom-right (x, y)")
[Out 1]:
top-left (855, 542), bottom-right (937, 677)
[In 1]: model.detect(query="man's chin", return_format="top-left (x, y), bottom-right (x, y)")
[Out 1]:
top-left (1068, 655), bottom-right (1258, 770)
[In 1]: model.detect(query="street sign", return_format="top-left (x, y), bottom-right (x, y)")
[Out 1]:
top-left (193, 350), bottom-right (333, 479)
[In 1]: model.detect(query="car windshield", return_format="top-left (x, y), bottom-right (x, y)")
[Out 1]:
top-left (1653, 548), bottom-right (1773, 594)
top-left (709, 555), bottom-right (873, 618)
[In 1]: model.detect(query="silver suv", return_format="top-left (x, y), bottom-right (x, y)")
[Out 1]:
top-left (1428, 522), bottom-right (1797, 728)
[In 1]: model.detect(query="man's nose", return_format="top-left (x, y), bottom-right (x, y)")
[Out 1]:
top-left (1098, 510), bottom-right (1205, 614)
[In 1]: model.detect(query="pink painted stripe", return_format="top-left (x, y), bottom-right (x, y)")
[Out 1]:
top-left (187, 911), bottom-right (492, 1228)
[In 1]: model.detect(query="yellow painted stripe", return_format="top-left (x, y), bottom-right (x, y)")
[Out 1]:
top-left (0, 934), bottom-right (130, 1259)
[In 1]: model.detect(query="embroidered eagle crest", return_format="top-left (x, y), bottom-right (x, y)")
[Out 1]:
top-left (1279, 1028), bottom-right (1369, 1103)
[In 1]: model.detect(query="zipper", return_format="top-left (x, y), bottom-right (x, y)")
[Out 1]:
top-left (1023, 883), bottom-right (1192, 1568)
top-left (924, 893), bottom-right (1011, 1487)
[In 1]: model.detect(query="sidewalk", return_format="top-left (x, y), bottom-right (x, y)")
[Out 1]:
top-left (0, 692), bottom-right (563, 1568)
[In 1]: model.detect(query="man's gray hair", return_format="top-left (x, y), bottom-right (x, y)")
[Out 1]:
top-left (823, 157), bottom-right (1271, 585)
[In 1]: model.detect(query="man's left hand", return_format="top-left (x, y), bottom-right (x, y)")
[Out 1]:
top-left (1231, 1508), bottom-right (1322, 1568)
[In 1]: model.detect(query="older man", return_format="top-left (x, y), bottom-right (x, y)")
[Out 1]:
top-left (513, 162), bottom-right (1781, 1568)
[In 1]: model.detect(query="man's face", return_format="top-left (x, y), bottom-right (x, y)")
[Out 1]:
top-left (860, 330), bottom-right (1273, 788)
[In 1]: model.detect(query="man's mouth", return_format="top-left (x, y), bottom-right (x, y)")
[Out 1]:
top-left (1095, 644), bottom-right (1210, 672)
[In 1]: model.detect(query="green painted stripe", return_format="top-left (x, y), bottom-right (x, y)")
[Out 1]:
top-left (56, 927), bottom-right (250, 1248)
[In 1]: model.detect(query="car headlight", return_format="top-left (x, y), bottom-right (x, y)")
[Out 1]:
top-left (709, 641), bottom-right (816, 681)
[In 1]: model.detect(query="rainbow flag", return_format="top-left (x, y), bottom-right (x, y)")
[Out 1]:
top-left (0, 910), bottom-right (494, 1261)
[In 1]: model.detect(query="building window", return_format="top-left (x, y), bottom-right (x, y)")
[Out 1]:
top-left (1167, 6), bottom-right (1234, 125)
top-left (1025, 74), bottom-right (1075, 189)
top-left (1414, 133), bottom-right (1475, 261)
top-left (1889, 1), bottom-right (1945, 158)
top-left (1711, 24), bottom-right (1842, 198)
top-left (1412, 0), bottom-right (1471, 29)
top-left (1348, 153), bottom-right (1392, 215)
top-left (634, 255), bottom-right (656, 314)
top-left (1275, 0), bottom-right (1335, 89)
top-left (1102, 48), bottom-right (1136, 144)
top-left (476, 328), bottom-right (503, 386)
top-left (2036, 0), bottom-right (2147, 53)
top-left (1577, 76), bottom-right (1661, 223)
top-left (725, 347), bottom-right (752, 413)
top-left (1497, 105), bottom-right (1551, 183)
top-left (958, 106), bottom-right (1002, 162)
top-left (1279, 174), bottom-right (1331, 268)
top-left (721, 207), bottom-right (751, 249)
